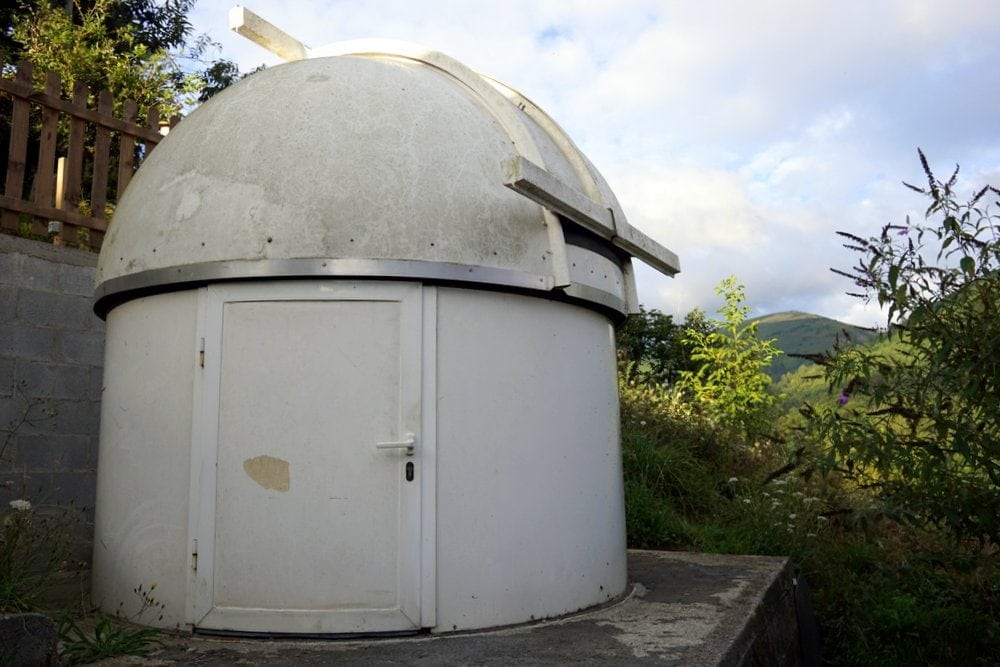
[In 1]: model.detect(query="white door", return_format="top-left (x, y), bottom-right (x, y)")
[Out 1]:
top-left (189, 282), bottom-right (424, 634)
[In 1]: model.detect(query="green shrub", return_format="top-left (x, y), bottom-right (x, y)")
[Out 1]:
top-left (676, 276), bottom-right (782, 442)
top-left (813, 152), bottom-right (1000, 545)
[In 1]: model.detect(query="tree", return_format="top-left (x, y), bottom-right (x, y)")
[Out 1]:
top-left (617, 305), bottom-right (717, 386)
top-left (676, 276), bottom-right (781, 440)
top-left (5, 0), bottom-right (246, 115)
top-left (681, 307), bottom-right (714, 357)
top-left (811, 150), bottom-right (1000, 544)
top-left (617, 307), bottom-right (682, 385)
top-left (0, 1), bottom-right (252, 244)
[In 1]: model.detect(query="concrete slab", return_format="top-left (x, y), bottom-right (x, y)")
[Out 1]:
top-left (95, 550), bottom-right (814, 665)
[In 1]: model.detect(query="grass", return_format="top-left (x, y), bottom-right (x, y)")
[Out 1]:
top-left (56, 582), bottom-right (166, 664)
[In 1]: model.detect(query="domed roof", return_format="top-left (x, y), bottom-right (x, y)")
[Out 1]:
top-left (94, 40), bottom-right (678, 317)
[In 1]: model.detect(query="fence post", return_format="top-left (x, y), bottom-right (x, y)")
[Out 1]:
top-left (33, 70), bottom-right (61, 237)
top-left (89, 89), bottom-right (114, 241)
top-left (57, 79), bottom-right (90, 246)
top-left (1, 61), bottom-right (32, 233)
top-left (116, 100), bottom-right (138, 199)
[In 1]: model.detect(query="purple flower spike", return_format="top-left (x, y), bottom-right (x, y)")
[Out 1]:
top-left (837, 394), bottom-right (849, 406)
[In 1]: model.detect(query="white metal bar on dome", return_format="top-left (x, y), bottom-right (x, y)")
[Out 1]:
top-left (612, 221), bottom-right (680, 277)
top-left (502, 156), bottom-right (680, 277)
top-left (229, 5), bottom-right (310, 61)
top-left (503, 155), bottom-right (616, 239)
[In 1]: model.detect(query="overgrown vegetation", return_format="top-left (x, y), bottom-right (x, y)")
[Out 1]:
top-left (1, 381), bottom-right (163, 663)
top-left (0, 498), bottom-right (164, 663)
top-left (618, 157), bottom-right (998, 664)
top-left (0, 383), bottom-right (81, 614)
top-left (0, 498), bottom-right (79, 613)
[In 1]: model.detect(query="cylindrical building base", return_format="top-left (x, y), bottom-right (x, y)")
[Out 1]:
top-left (92, 282), bottom-right (627, 634)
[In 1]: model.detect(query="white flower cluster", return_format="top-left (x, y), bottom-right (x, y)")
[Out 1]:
top-left (8, 499), bottom-right (32, 512)
top-left (753, 477), bottom-right (829, 539)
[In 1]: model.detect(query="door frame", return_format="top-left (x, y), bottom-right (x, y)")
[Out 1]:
top-left (185, 280), bottom-right (437, 634)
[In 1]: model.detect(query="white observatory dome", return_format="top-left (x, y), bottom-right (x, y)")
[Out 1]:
top-left (94, 41), bottom-right (677, 317)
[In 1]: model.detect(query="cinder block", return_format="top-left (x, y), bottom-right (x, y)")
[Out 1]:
top-left (46, 471), bottom-right (97, 508)
top-left (58, 263), bottom-right (97, 297)
top-left (0, 471), bottom-right (45, 500)
top-left (14, 433), bottom-right (93, 471)
top-left (0, 358), bottom-right (14, 397)
top-left (0, 252), bottom-right (19, 286)
top-left (2, 392), bottom-right (31, 428)
top-left (16, 290), bottom-right (92, 330)
top-left (83, 312), bottom-right (105, 333)
top-left (17, 361), bottom-right (91, 399)
top-left (69, 537), bottom-right (93, 567)
top-left (0, 285), bottom-right (15, 322)
top-left (0, 390), bottom-right (57, 436)
top-left (53, 399), bottom-right (101, 438)
top-left (1, 397), bottom-right (26, 434)
top-left (0, 488), bottom-right (91, 542)
top-left (88, 367), bottom-right (105, 402)
top-left (1, 243), bottom-right (105, 577)
top-left (57, 330), bottom-right (106, 367)
top-left (0, 323), bottom-right (58, 362)
top-left (17, 255), bottom-right (59, 291)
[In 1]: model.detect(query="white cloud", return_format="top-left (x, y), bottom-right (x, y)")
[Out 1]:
top-left (616, 166), bottom-right (766, 248)
top-left (806, 109), bottom-right (855, 141)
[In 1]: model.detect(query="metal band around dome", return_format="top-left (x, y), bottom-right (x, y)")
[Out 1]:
top-left (560, 283), bottom-right (628, 315)
top-left (94, 258), bottom-right (558, 316)
top-left (93, 257), bottom-right (630, 319)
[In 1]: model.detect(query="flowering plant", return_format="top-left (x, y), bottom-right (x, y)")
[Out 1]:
top-left (0, 497), bottom-right (80, 612)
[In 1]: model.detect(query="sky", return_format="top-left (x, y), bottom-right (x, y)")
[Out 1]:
top-left (186, 1), bottom-right (1000, 328)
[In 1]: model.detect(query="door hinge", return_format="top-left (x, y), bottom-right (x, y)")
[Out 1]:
top-left (198, 337), bottom-right (205, 368)
top-left (191, 539), bottom-right (198, 571)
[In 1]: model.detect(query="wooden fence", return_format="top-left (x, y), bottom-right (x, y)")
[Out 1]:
top-left (0, 60), bottom-right (174, 250)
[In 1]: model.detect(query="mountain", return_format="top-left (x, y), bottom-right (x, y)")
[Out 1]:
top-left (750, 311), bottom-right (880, 381)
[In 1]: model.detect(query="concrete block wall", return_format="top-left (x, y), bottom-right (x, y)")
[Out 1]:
top-left (0, 233), bottom-right (104, 572)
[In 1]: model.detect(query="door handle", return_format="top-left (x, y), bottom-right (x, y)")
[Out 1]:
top-left (376, 433), bottom-right (416, 456)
